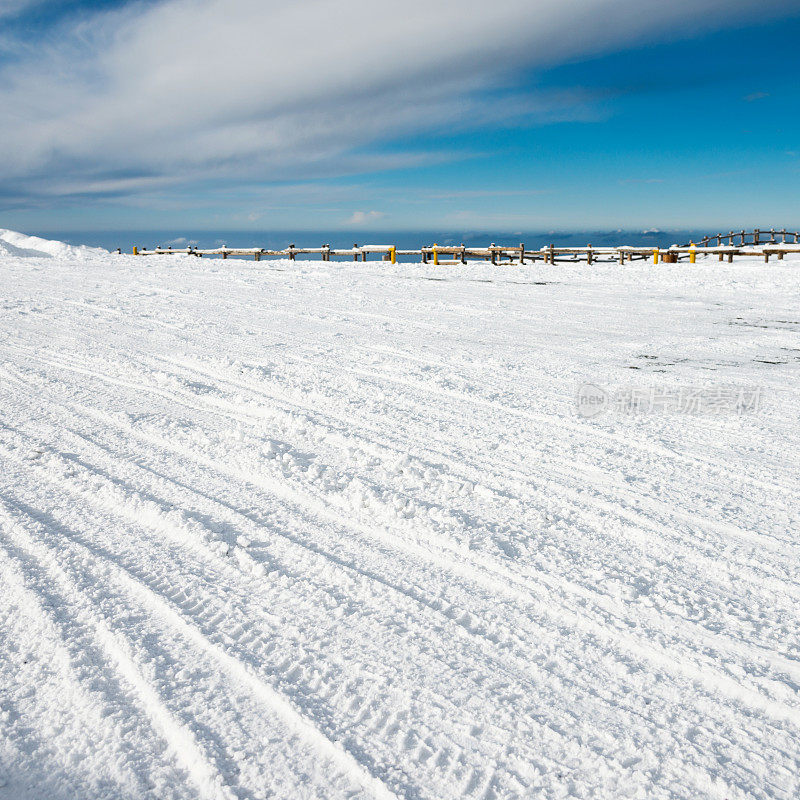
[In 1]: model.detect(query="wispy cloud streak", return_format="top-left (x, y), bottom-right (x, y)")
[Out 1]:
top-left (0, 0), bottom-right (795, 203)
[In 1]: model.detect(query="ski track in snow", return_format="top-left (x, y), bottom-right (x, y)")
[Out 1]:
top-left (1, 246), bottom-right (799, 799)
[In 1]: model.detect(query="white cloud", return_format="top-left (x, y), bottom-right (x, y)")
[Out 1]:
top-left (0, 0), bottom-right (793, 201)
top-left (347, 210), bottom-right (386, 225)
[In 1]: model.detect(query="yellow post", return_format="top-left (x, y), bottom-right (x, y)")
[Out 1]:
top-left (390, 246), bottom-right (396, 264)
top-left (689, 242), bottom-right (696, 264)
top-left (653, 248), bottom-right (659, 265)
top-left (433, 244), bottom-right (439, 265)
top-left (132, 245), bottom-right (138, 255)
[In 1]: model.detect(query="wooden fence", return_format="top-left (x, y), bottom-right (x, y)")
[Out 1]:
top-left (696, 228), bottom-right (799, 247)
top-left (128, 229), bottom-right (800, 265)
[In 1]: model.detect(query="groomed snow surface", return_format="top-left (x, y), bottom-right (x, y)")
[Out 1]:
top-left (0, 232), bottom-right (798, 800)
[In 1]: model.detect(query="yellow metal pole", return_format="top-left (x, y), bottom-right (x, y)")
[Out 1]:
top-left (689, 243), bottom-right (696, 264)
top-left (132, 246), bottom-right (138, 255)
top-left (390, 246), bottom-right (396, 264)
top-left (653, 248), bottom-right (659, 265)
top-left (433, 244), bottom-right (439, 265)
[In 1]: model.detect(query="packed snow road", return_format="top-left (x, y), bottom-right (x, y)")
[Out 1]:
top-left (0, 234), bottom-right (799, 799)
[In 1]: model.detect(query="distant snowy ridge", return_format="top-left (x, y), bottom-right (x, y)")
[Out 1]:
top-left (0, 229), bottom-right (108, 259)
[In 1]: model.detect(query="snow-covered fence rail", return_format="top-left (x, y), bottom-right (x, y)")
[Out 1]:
top-left (129, 230), bottom-right (800, 265)
top-left (131, 243), bottom-right (531, 264)
top-left (695, 228), bottom-right (800, 247)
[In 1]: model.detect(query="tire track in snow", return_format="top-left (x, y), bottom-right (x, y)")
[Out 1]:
top-left (2, 405), bottom-right (799, 733)
top-left (9, 341), bottom-right (796, 575)
top-left (146, 350), bottom-right (799, 540)
top-left (4, 253), bottom-right (800, 799)
top-left (7, 500), bottom-right (547, 798)
top-left (69, 349), bottom-right (800, 571)
top-left (0, 422), bottom-right (647, 750)
top-left (4, 352), bottom-right (800, 719)
top-left (3, 356), bottom-right (798, 703)
top-left (0, 499), bottom-right (235, 800)
top-left (0, 558), bottom-right (175, 799)
top-left (2, 429), bottom-right (556, 798)
top-left (9, 339), bottom-right (798, 514)
top-left (3, 386), bottom-right (791, 732)
top-left (1, 425), bottom-right (781, 800)
top-left (146, 346), bottom-right (800, 511)
top-left (0, 493), bottom-right (402, 800)
top-left (0, 443), bottom-right (630, 799)
top-left (29, 393), bottom-right (800, 706)
top-left (5, 360), bottom-right (794, 692)
top-left (120, 353), bottom-right (800, 655)
top-left (6, 350), bottom-right (796, 599)
top-left (278, 349), bottom-right (800, 499)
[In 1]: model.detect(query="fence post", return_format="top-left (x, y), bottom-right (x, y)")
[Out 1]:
top-left (433, 244), bottom-right (439, 265)
top-left (490, 243), bottom-right (496, 265)
top-left (587, 244), bottom-right (593, 265)
top-left (519, 243), bottom-right (525, 265)
top-left (132, 246), bottom-right (138, 255)
top-left (390, 246), bottom-right (396, 264)
top-left (549, 243), bottom-right (555, 264)
top-left (689, 243), bottom-right (696, 264)
top-left (461, 245), bottom-right (466, 264)
top-left (653, 248), bottom-right (659, 264)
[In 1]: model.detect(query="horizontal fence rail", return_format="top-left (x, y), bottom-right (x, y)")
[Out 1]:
top-left (695, 228), bottom-right (800, 246)
top-left (128, 230), bottom-right (800, 265)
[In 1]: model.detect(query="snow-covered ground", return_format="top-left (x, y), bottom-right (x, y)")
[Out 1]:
top-left (0, 232), bottom-right (798, 800)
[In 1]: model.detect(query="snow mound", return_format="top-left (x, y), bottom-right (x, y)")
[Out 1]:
top-left (0, 238), bottom-right (45, 258)
top-left (0, 228), bottom-right (108, 259)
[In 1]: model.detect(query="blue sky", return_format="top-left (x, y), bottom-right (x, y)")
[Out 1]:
top-left (1, 0), bottom-right (799, 232)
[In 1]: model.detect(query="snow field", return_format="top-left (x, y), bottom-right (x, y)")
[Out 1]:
top-left (0, 239), bottom-right (799, 799)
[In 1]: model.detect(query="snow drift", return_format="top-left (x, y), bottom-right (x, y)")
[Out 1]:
top-left (0, 228), bottom-right (108, 259)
